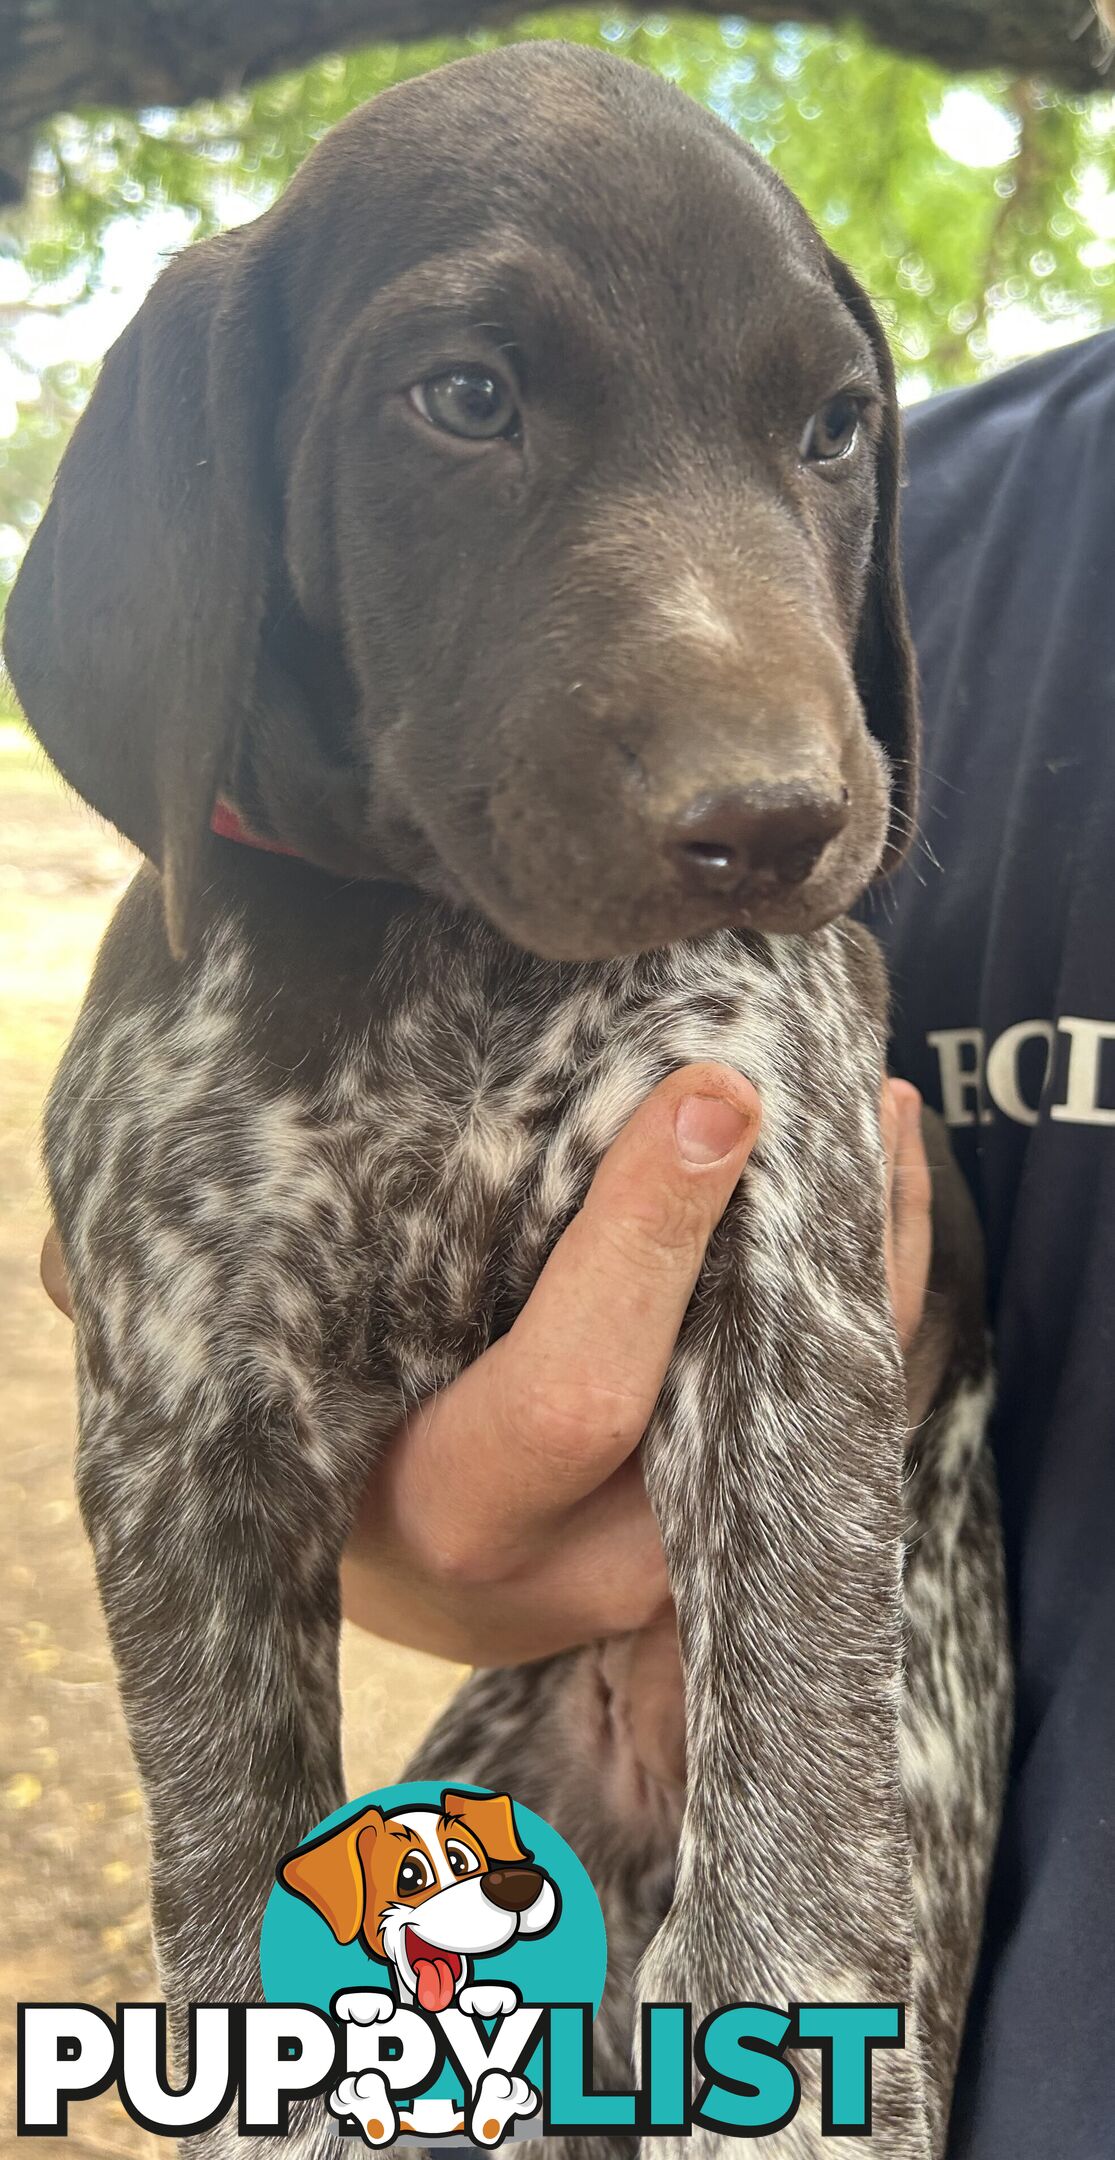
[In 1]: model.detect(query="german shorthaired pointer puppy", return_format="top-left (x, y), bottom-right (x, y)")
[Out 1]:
top-left (5, 41), bottom-right (1010, 2159)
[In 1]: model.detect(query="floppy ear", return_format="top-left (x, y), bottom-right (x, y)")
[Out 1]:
top-left (442, 1789), bottom-right (529, 1867)
top-left (2, 228), bottom-right (294, 956)
top-left (277, 1805), bottom-right (385, 1946)
top-left (824, 248), bottom-right (920, 875)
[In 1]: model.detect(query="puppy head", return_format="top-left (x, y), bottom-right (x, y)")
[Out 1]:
top-left (278, 1788), bottom-right (552, 1980)
top-left (4, 42), bottom-right (917, 960)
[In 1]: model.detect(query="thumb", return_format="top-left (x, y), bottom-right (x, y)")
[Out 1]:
top-left (399, 1064), bottom-right (760, 1563)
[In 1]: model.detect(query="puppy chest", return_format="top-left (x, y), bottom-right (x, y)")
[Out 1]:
top-left (52, 907), bottom-right (882, 1417)
top-left (324, 917), bottom-right (881, 1395)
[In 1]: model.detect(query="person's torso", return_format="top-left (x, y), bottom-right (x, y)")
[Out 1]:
top-left (864, 329), bottom-right (1115, 2157)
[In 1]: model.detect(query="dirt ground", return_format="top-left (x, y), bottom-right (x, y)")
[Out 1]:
top-left (0, 731), bottom-right (460, 2156)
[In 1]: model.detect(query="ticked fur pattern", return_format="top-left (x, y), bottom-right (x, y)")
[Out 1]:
top-left (46, 882), bottom-right (1010, 2158)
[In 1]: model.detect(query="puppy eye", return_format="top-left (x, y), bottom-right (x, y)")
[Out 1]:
top-left (445, 1840), bottom-right (481, 1878)
top-left (397, 1851), bottom-right (434, 1895)
top-left (409, 367), bottom-right (519, 442)
top-left (800, 393), bottom-right (863, 463)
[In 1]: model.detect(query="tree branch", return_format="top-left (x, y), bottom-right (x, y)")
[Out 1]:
top-left (0, 0), bottom-right (1111, 205)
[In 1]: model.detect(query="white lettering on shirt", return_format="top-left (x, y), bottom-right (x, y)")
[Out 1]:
top-left (927, 1018), bottom-right (1115, 1128)
top-left (926, 1028), bottom-right (994, 1128)
top-left (1050, 1017), bottom-right (1115, 1128)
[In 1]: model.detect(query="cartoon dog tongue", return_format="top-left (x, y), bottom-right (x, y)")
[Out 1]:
top-left (407, 1933), bottom-right (460, 2013)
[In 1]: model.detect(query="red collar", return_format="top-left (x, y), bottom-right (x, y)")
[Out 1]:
top-left (210, 799), bottom-right (304, 860)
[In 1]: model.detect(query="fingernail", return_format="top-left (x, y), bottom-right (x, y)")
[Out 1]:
top-left (675, 1092), bottom-right (751, 1165)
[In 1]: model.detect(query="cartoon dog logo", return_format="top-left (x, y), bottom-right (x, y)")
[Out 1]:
top-left (278, 1787), bottom-right (559, 2146)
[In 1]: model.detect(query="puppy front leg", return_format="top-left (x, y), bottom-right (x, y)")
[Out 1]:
top-left (74, 1354), bottom-right (354, 2156)
top-left (639, 1088), bottom-right (932, 2160)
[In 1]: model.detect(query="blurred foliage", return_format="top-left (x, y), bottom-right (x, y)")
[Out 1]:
top-left (1, 9), bottom-right (1114, 628)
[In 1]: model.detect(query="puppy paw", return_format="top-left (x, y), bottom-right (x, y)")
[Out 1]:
top-left (329, 2069), bottom-right (399, 2147)
top-left (468, 2068), bottom-right (538, 2146)
top-left (332, 1989), bottom-right (397, 2025)
top-left (457, 1981), bottom-right (522, 2020)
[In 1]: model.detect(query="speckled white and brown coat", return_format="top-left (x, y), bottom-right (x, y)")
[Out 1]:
top-left (44, 865), bottom-right (1009, 2158)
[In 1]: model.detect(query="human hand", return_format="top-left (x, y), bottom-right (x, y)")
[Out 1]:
top-left (39, 1068), bottom-right (932, 1790)
top-left (882, 1077), bottom-right (933, 1364)
top-left (41, 1217), bottom-right (73, 1319)
top-left (342, 1069), bottom-right (932, 1793)
top-left (340, 1066), bottom-right (760, 1670)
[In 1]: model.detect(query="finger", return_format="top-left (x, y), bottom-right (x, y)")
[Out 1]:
top-left (887, 1081), bottom-right (932, 1353)
top-left (881, 1076), bottom-right (900, 1216)
top-left (881, 1076), bottom-right (899, 1307)
top-left (500, 1451), bottom-right (671, 1645)
top-left (383, 1063), bottom-right (759, 1576)
top-left (344, 1453), bottom-right (671, 1665)
top-left (41, 1225), bottom-right (73, 1319)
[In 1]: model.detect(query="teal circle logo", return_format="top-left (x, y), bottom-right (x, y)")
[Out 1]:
top-left (262, 1780), bottom-right (606, 2017)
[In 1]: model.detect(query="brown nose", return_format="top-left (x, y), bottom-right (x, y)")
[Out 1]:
top-left (669, 783), bottom-right (849, 895)
top-left (481, 1866), bottom-right (543, 1912)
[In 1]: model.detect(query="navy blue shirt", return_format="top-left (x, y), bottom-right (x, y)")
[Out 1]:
top-left (867, 330), bottom-right (1115, 2155)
